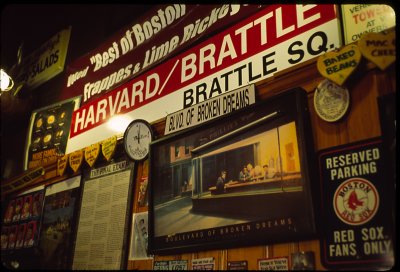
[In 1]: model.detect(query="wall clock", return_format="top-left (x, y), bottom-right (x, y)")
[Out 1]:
top-left (123, 119), bottom-right (153, 161)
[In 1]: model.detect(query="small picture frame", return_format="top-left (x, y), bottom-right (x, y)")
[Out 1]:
top-left (291, 251), bottom-right (315, 270)
top-left (20, 195), bottom-right (33, 220)
top-left (23, 221), bottom-right (37, 248)
top-left (15, 223), bottom-right (26, 249)
top-left (12, 197), bottom-right (23, 223)
top-left (32, 191), bottom-right (44, 217)
top-left (1, 226), bottom-right (9, 250)
top-left (3, 200), bottom-right (15, 224)
top-left (7, 225), bottom-right (18, 250)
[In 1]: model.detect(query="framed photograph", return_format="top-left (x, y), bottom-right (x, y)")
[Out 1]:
top-left (12, 197), bottom-right (23, 223)
top-left (23, 220), bottom-right (38, 248)
top-left (15, 223), bottom-right (26, 249)
top-left (3, 200), bottom-right (15, 224)
top-left (129, 211), bottom-right (153, 260)
top-left (148, 88), bottom-right (317, 254)
top-left (291, 251), bottom-right (315, 270)
top-left (1, 226), bottom-right (9, 250)
top-left (20, 195), bottom-right (33, 220)
top-left (32, 191), bottom-right (44, 218)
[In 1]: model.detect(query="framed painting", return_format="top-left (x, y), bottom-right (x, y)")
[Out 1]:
top-left (148, 88), bottom-right (318, 254)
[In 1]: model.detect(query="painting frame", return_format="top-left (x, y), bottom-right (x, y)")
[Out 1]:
top-left (148, 87), bottom-right (318, 255)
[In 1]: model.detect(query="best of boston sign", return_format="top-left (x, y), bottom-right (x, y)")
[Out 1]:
top-left (318, 138), bottom-right (395, 269)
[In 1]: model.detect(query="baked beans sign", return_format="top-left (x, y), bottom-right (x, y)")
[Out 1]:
top-left (318, 138), bottom-right (395, 269)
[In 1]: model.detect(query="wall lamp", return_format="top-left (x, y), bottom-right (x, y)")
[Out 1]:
top-left (0, 69), bottom-right (14, 92)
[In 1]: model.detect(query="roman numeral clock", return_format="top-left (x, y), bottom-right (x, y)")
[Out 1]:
top-left (123, 119), bottom-right (154, 161)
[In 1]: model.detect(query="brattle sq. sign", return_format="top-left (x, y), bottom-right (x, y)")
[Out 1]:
top-left (67, 4), bottom-right (341, 154)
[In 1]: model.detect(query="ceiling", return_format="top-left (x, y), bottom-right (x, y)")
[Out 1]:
top-left (1, 4), bottom-right (152, 69)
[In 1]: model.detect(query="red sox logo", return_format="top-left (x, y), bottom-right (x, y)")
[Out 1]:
top-left (333, 178), bottom-right (379, 226)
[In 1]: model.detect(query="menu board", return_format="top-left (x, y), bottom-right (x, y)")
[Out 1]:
top-left (72, 160), bottom-right (133, 270)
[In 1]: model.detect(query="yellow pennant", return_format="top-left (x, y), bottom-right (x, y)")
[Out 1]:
top-left (85, 143), bottom-right (100, 167)
top-left (69, 149), bottom-right (83, 173)
top-left (102, 136), bottom-right (117, 161)
top-left (358, 31), bottom-right (396, 70)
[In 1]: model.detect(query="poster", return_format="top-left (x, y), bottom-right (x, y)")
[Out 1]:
top-left (38, 175), bottom-right (81, 269)
top-left (318, 138), bottom-right (395, 269)
top-left (24, 96), bottom-right (81, 170)
top-left (72, 160), bottom-right (134, 270)
top-left (1, 186), bottom-right (45, 252)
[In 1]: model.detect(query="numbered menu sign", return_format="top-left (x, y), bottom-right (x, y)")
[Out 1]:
top-left (318, 138), bottom-right (395, 270)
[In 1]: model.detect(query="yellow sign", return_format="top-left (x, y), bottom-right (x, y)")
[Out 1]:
top-left (57, 154), bottom-right (69, 176)
top-left (102, 136), bottom-right (117, 161)
top-left (358, 31), bottom-right (396, 70)
top-left (317, 44), bottom-right (361, 86)
top-left (85, 143), bottom-right (100, 167)
top-left (22, 26), bottom-right (71, 89)
top-left (69, 149), bottom-right (83, 173)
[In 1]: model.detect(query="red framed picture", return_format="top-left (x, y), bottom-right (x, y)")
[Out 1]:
top-left (23, 221), bottom-right (37, 248)
top-left (15, 223), bottom-right (26, 249)
top-left (21, 195), bottom-right (33, 220)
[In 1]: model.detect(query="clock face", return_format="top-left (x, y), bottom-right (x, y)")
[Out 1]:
top-left (124, 120), bottom-right (153, 161)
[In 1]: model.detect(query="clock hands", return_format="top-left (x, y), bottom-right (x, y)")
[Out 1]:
top-left (126, 120), bottom-right (153, 161)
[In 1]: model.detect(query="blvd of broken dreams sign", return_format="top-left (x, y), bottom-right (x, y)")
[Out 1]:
top-left (318, 138), bottom-right (395, 270)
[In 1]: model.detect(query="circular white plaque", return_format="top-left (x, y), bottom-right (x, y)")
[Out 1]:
top-left (314, 79), bottom-right (350, 122)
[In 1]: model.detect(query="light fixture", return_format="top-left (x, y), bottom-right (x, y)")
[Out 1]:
top-left (107, 115), bottom-right (133, 134)
top-left (0, 69), bottom-right (14, 92)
